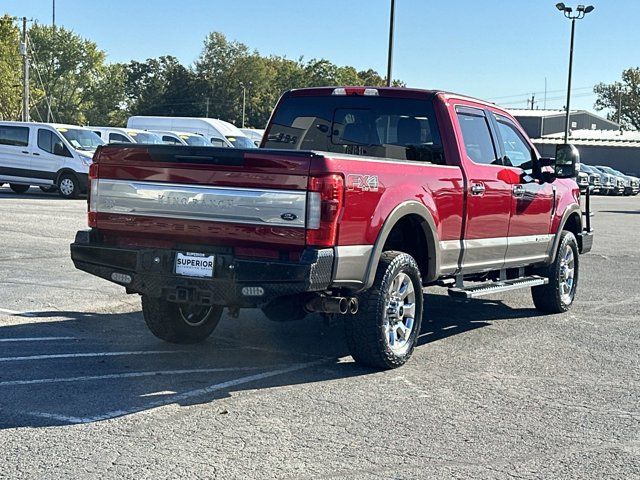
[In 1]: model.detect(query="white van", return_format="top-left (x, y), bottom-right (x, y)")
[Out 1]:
top-left (0, 122), bottom-right (104, 198)
top-left (126, 116), bottom-right (256, 149)
top-left (89, 127), bottom-right (163, 145)
top-left (240, 128), bottom-right (265, 146)
top-left (152, 130), bottom-right (213, 147)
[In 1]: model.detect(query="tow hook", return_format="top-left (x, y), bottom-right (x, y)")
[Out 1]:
top-left (305, 295), bottom-right (359, 315)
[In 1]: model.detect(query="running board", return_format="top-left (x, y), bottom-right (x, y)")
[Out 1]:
top-left (448, 276), bottom-right (549, 299)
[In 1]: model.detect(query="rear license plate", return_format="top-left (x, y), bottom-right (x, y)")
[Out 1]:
top-left (175, 252), bottom-right (214, 278)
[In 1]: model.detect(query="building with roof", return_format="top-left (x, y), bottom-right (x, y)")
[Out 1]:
top-left (508, 109), bottom-right (640, 175)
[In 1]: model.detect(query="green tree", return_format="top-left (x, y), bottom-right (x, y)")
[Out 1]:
top-left (594, 68), bottom-right (640, 130)
top-left (28, 23), bottom-right (125, 125)
top-left (0, 15), bottom-right (23, 120)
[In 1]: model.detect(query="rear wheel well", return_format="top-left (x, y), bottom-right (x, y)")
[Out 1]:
top-left (382, 214), bottom-right (432, 281)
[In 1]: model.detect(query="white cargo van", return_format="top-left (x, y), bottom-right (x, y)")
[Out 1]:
top-left (152, 130), bottom-right (213, 146)
top-left (89, 126), bottom-right (163, 145)
top-left (126, 117), bottom-right (255, 148)
top-left (0, 122), bottom-right (104, 198)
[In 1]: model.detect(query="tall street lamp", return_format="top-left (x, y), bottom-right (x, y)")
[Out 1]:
top-left (555, 3), bottom-right (595, 143)
top-left (386, 0), bottom-right (396, 87)
top-left (239, 81), bottom-right (252, 128)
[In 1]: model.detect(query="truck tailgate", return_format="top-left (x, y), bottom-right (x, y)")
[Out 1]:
top-left (91, 146), bottom-right (316, 249)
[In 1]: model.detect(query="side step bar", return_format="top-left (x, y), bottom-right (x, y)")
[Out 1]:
top-left (448, 275), bottom-right (549, 299)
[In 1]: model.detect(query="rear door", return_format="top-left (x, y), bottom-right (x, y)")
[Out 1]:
top-left (0, 125), bottom-right (32, 183)
top-left (453, 105), bottom-right (512, 273)
top-left (490, 113), bottom-right (555, 266)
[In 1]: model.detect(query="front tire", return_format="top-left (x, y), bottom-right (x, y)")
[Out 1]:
top-left (57, 173), bottom-right (80, 199)
top-left (345, 251), bottom-right (423, 369)
top-left (532, 231), bottom-right (579, 313)
top-left (9, 184), bottom-right (29, 194)
top-left (141, 296), bottom-right (223, 344)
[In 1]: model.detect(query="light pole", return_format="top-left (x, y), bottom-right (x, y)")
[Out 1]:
top-left (555, 3), bottom-right (594, 143)
top-left (386, 0), bottom-right (396, 87)
top-left (239, 82), bottom-right (252, 128)
top-left (617, 85), bottom-right (628, 129)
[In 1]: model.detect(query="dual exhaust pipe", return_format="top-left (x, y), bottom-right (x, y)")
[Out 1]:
top-left (305, 295), bottom-right (358, 315)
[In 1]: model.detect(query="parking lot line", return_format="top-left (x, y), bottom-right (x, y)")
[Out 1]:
top-left (0, 350), bottom-right (185, 362)
top-left (0, 366), bottom-right (286, 387)
top-left (0, 337), bottom-right (75, 343)
top-left (26, 358), bottom-right (328, 425)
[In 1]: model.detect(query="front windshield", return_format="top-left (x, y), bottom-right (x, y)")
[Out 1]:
top-left (58, 128), bottom-right (104, 151)
top-left (183, 135), bottom-right (212, 146)
top-left (130, 132), bottom-right (163, 144)
top-left (227, 135), bottom-right (258, 149)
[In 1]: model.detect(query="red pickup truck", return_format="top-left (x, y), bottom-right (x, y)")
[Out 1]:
top-left (71, 87), bottom-right (593, 369)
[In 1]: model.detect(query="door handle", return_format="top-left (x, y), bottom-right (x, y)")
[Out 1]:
top-left (512, 185), bottom-right (525, 197)
top-left (32, 152), bottom-right (40, 156)
top-left (21, 150), bottom-right (29, 154)
top-left (470, 183), bottom-right (485, 196)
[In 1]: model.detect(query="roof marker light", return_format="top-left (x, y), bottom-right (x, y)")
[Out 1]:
top-left (363, 88), bottom-right (379, 96)
top-left (332, 88), bottom-right (347, 96)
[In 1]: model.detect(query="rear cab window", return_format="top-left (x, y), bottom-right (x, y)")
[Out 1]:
top-left (264, 94), bottom-right (445, 164)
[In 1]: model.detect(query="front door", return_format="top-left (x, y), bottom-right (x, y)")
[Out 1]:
top-left (490, 113), bottom-right (555, 267)
top-left (453, 105), bottom-right (513, 273)
top-left (31, 127), bottom-right (66, 186)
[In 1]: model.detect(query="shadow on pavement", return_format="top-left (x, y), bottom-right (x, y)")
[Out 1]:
top-left (0, 293), bottom-right (537, 429)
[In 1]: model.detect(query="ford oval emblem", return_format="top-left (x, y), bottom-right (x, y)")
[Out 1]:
top-left (280, 212), bottom-right (297, 221)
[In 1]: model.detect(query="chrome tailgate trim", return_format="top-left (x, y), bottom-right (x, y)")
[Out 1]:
top-left (94, 179), bottom-right (307, 228)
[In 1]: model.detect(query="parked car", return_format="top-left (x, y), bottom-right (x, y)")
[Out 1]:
top-left (89, 127), bottom-right (163, 145)
top-left (71, 86), bottom-right (592, 370)
top-left (596, 165), bottom-right (632, 196)
top-left (598, 166), bottom-right (639, 196)
top-left (576, 169), bottom-right (589, 193)
top-left (152, 130), bottom-right (213, 147)
top-left (240, 128), bottom-right (264, 146)
top-left (579, 164), bottom-right (601, 194)
top-left (592, 166), bottom-right (621, 195)
top-left (127, 117), bottom-right (255, 149)
top-left (0, 121), bottom-right (103, 198)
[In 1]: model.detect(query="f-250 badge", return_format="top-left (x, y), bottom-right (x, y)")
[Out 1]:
top-left (346, 174), bottom-right (379, 192)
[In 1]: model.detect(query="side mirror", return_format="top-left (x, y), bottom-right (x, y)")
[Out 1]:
top-left (553, 143), bottom-right (579, 178)
top-left (53, 142), bottom-right (67, 157)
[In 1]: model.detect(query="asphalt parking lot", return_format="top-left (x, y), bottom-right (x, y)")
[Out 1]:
top-left (0, 187), bottom-right (638, 479)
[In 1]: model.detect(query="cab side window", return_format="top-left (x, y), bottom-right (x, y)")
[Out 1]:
top-left (37, 129), bottom-right (71, 157)
top-left (109, 133), bottom-right (131, 143)
top-left (494, 117), bottom-right (534, 170)
top-left (456, 110), bottom-right (500, 165)
top-left (0, 126), bottom-right (29, 147)
top-left (162, 136), bottom-right (181, 144)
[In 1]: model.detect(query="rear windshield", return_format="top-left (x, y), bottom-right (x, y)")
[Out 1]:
top-left (263, 95), bottom-right (445, 164)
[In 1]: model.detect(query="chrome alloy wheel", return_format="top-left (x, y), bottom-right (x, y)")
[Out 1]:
top-left (179, 305), bottom-right (214, 327)
top-left (59, 178), bottom-right (75, 197)
top-left (559, 245), bottom-right (575, 304)
top-left (384, 272), bottom-right (417, 355)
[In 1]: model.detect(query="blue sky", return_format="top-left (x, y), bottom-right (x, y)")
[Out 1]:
top-left (3, 0), bottom-right (636, 112)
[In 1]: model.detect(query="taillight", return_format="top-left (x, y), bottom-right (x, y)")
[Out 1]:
top-left (306, 174), bottom-right (344, 247)
top-left (88, 163), bottom-right (99, 227)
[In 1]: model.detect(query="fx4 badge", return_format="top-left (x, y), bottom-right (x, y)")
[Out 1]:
top-left (346, 174), bottom-right (379, 192)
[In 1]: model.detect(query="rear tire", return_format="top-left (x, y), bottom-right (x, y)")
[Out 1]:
top-left (344, 251), bottom-right (423, 369)
top-left (9, 184), bottom-right (29, 194)
top-left (532, 231), bottom-right (579, 313)
top-left (57, 173), bottom-right (80, 199)
top-left (141, 296), bottom-right (223, 344)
